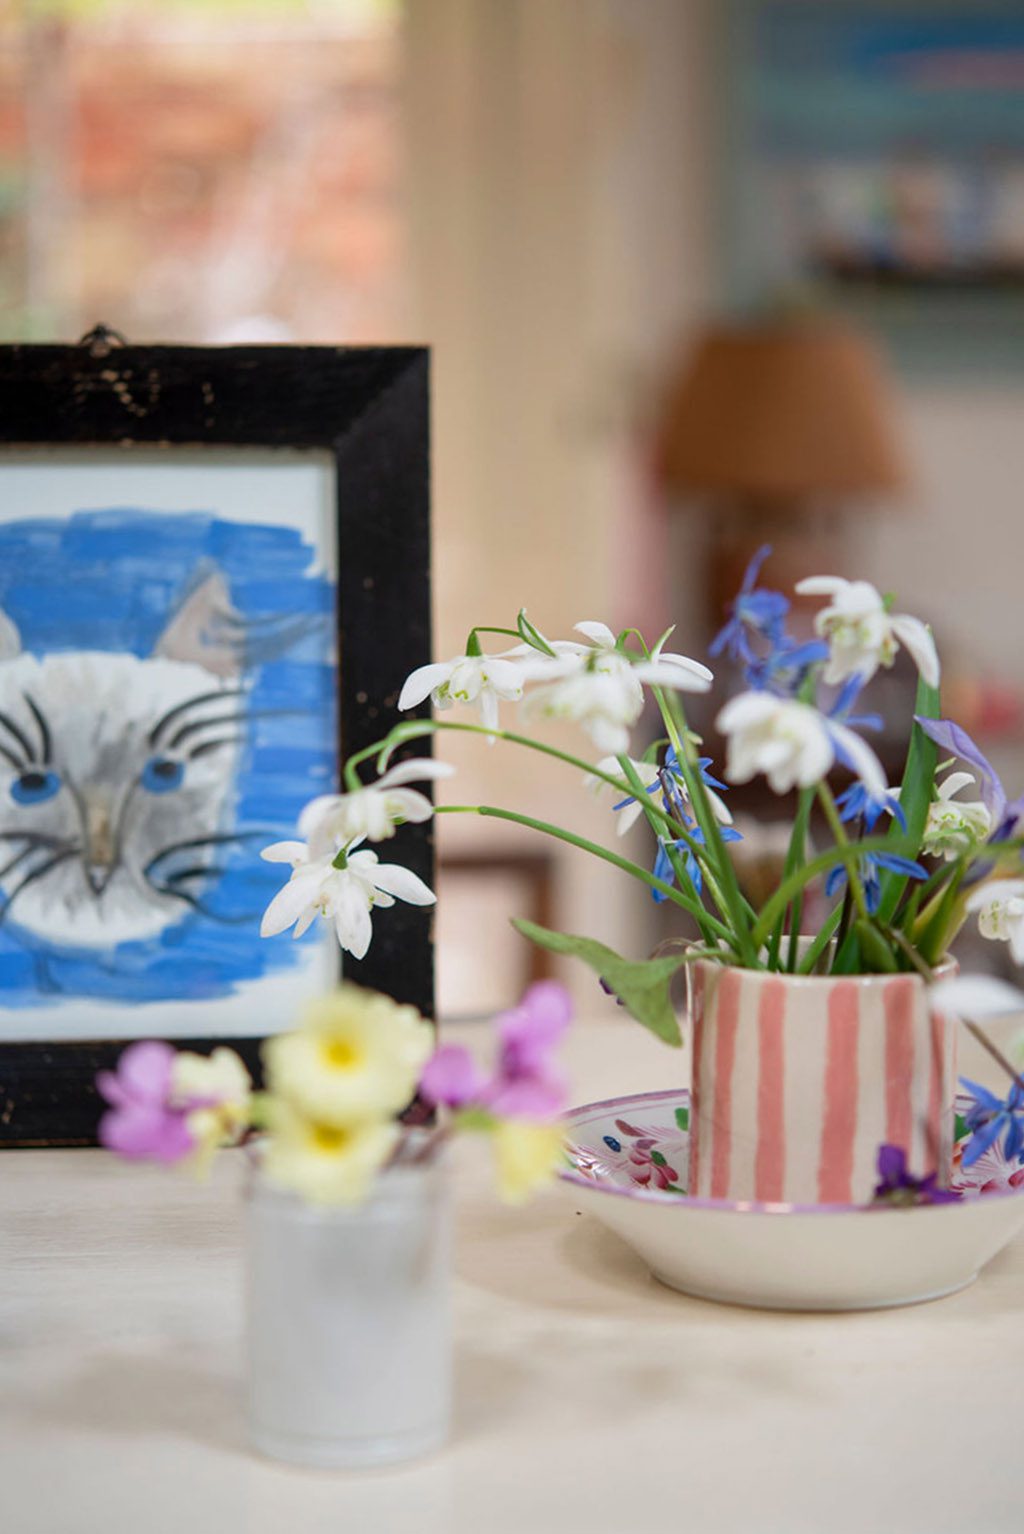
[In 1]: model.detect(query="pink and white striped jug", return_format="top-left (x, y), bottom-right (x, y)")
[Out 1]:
top-left (686, 956), bottom-right (958, 1206)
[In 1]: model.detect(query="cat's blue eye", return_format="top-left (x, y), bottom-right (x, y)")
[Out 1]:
top-left (141, 756), bottom-right (185, 795)
top-left (10, 768), bottom-right (61, 806)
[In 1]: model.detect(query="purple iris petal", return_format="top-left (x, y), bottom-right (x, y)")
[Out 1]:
top-left (915, 717), bottom-right (1007, 826)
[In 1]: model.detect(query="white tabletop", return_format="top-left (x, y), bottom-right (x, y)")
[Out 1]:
top-left (2, 1017), bottom-right (1021, 1534)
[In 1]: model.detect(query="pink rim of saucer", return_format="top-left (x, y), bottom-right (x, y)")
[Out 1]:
top-left (559, 1088), bottom-right (1024, 1216)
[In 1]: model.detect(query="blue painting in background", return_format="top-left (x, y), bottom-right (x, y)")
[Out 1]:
top-left (0, 509), bottom-right (336, 1006)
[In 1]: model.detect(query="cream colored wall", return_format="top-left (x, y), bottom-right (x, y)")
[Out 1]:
top-left (403, 0), bottom-right (714, 1002)
top-left (402, 0), bottom-right (1024, 1008)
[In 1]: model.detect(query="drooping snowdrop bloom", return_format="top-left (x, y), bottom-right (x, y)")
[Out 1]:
top-left (965, 880), bottom-right (1024, 963)
top-left (522, 622), bottom-right (711, 756)
top-left (716, 691), bottom-right (888, 797)
top-left (260, 839), bottom-right (435, 960)
top-left (584, 755), bottom-right (660, 833)
top-left (398, 650), bottom-right (528, 733)
top-left (921, 771), bottom-right (992, 861)
top-left (298, 757), bottom-right (453, 851)
top-left (795, 576), bottom-right (940, 689)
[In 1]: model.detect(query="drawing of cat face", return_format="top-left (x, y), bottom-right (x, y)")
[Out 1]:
top-left (0, 570), bottom-right (250, 948)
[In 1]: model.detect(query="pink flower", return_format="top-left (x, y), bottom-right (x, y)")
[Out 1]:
top-left (96, 1041), bottom-right (195, 1165)
top-left (419, 980), bottom-right (572, 1122)
top-left (419, 1044), bottom-right (487, 1109)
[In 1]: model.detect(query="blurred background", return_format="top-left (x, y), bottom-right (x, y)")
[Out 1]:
top-left (2, 0), bottom-right (1024, 1016)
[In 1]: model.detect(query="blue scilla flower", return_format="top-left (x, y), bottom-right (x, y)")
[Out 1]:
top-left (652, 821), bottom-right (743, 902)
top-left (709, 545), bottom-right (789, 666)
top-left (835, 781), bottom-right (907, 834)
top-left (743, 635), bottom-right (829, 695)
top-left (826, 851), bottom-right (926, 915)
top-left (613, 749), bottom-right (730, 830)
top-left (828, 675), bottom-right (884, 734)
top-left (960, 1078), bottom-right (1024, 1168)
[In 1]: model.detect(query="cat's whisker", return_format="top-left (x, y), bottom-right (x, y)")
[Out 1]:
top-left (0, 706), bottom-right (37, 766)
top-left (0, 841), bottom-right (70, 881)
top-left (143, 829), bottom-right (280, 873)
top-left (162, 865), bottom-right (228, 885)
top-left (154, 884), bottom-right (260, 925)
top-left (188, 736), bottom-right (245, 761)
top-left (148, 686), bottom-right (249, 750)
top-left (0, 847), bottom-right (78, 926)
top-left (167, 708), bottom-right (305, 751)
top-left (0, 740), bottom-right (27, 772)
top-left (23, 693), bottom-right (52, 764)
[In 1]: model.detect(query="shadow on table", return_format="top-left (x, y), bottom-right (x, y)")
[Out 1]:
top-left (22, 1349), bottom-right (249, 1457)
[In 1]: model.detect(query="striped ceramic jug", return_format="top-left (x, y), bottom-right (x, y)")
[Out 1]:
top-left (686, 956), bottom-right (958, 1206)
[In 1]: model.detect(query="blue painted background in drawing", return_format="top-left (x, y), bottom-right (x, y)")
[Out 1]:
top-left (0, 509), bottom-right (336, 1005)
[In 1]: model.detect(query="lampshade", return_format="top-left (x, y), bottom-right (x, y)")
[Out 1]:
top-left (653, 320), bottom-right (908, 503)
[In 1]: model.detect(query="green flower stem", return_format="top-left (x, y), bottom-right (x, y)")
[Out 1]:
top-left (796, 902), bottom-right (845, 975)
top-left (652, 687), bottom-right (759, 967)
top-left (752, 834), bottom-right (897, 950)
top-left (768, 784), bottom-right (813, 972)
top-left (344, 719), bottom-right (688, 847)
top-left (434, 804), bottom-right (737, 946)
top-left (817, 782), bottom-right (869, 923)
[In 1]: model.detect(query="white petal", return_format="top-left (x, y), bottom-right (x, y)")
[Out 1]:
top-left (376, 757), bottom-right (455, 788)
top-left (298, 795), bottom-right (344, 840)
top-left (890, 614), bottom-right (940, 688)
top-left (828, 721), bottom-right (887, 799)
top-left (386, 788), bottom-right (436, 824)
top-left (260, 877), bottom-right (316, 937)
top-left (966, 880), bottom-right (1024, 912)
top-left (260, 840), bottom-right (308, 866)
top-left (616, 798), bottom-right (645, 835)
top-left (478, 688), bottom-right (500, 737)
top-left (652, 650), bottom-right (714, 684)
top-left (632, 658), bottom-right (711, 693)
top-left (795, 576), bottom-right (847, 596)
top-left (574, 620), bottom-right (617, 649)
top-left (938, 771), bottom-right (976, 802)
top-left (930, 974), bottom-right (1024, 1019)
top-left (397, 661), bottom-right (453, 711)
top-left (333, 880), bottom-right (373, 959)
top-left (370, 862), bottom-right (437, 906)
top-left (292, 907), bottom-right (318, 939)
top-left (716, 691), bottom-right (778, 732)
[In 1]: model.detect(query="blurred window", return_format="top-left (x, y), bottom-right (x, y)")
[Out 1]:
top-left (0, 0), bottom-right (405, 342)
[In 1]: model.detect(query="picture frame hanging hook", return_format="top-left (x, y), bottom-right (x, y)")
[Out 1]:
top-left (77, 324), bottom-right (129, 360)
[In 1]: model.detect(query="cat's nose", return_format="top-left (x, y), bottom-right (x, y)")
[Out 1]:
top-left (86, 862), bottom-right (113, 895)
top-left (82, 800), bottom-right (116, 895)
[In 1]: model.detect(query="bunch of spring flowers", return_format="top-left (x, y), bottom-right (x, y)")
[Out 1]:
top-left (255, 550), bottom-right (1024, 1182)
top-left (97, 980), bottom-right (572, 1206)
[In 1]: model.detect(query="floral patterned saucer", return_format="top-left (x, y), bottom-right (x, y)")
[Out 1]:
top-left (560, 1091), bottom-right (1024, 1311)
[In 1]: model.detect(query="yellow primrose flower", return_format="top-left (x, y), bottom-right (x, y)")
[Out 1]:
top-left (263, 1099), bottom-right (400, 1206)
top-left (263, 984), bottom-right (433, 1128)
top-left (170, 1047), bottom-right (252, 1177)
top-left (492, 1120), bottom-right (564, 1204)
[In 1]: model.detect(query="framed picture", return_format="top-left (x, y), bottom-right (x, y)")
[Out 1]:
top-left (0, 331), bottom-right (432, 1144)
top-left (718, 0), bottom-right (1024, 373)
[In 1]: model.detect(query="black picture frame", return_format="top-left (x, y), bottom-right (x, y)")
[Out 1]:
top-left (0, 332), bottom-right (432, 1146)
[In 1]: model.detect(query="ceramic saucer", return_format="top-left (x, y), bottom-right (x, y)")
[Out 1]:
top-left (560, 1090), bottom-right (1024, 1311)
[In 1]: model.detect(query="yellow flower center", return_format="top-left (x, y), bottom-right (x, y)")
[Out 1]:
top-left (310, 1123), bottom-right (351, 1154)
top-left (321, 1037), bottom-right (362, 1071)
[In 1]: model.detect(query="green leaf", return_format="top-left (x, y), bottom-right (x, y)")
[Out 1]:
top-left (649, 1150), bottom-right (667, 1167)
top-left (874, 673), bottom-right (940, 925)
top-left (955, 1113), bottom-right (968, 1144)
top-left (512, 918), bottom-right (700, 1046)
top-left (852, 919), bottom-right (899, 974)
top-left (674, 1105), bottom-right (690, 1131)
